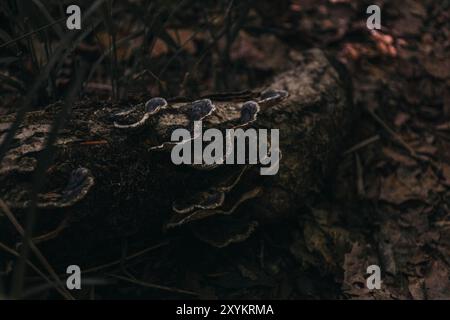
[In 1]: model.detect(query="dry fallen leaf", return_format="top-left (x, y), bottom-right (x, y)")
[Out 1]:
top-left (230, 32), bottom-right (289, 71)
top-left (382, 147), bottom-right (417, 167)
top-left (424, 260), bottom-right (450, 299)
top-left (423, 57), bottom-right (450, 79)
top-left (379, 167), bottom-right (441, 205)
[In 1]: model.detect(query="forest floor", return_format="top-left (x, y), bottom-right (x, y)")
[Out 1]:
top-left (286, 0), bottom-right (450, 299)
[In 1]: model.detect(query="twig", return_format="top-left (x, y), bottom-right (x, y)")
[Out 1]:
top-left (22, 277), bottom-right (109, 299)
top-left (0, 241), bottom-right (69, 299)
top-left (365, 108), bottom-right (428, 162)
top-left (108, 273), bottom-right (199, 297)
top-left (355, 153), bottom-right (365, 197)
top-left (0, 17), bottom-right (66, 49)
top-left (82, 240), bottom-right (170, 274)
top-left (31, 216), bottom-right (70, 244)
top-left (343, 135), bottom-right (380, 156)
top-left (0, 199), bottom-right (74, 300)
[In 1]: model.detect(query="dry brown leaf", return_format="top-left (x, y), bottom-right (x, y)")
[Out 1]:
top-left (382, 147), bottom-right (417, 166)
top-left (391, 14), bottom-right (423, 37)
top-left (423, 57), bottom-right (450, 79)
top-left (440, 164), bottom-right (450, 187)
top-left (424, 260), bottom-right (450, 299)
top-left (152, 29), bottom-right (197, 58)
top-left (408, 277), bottom-right (426, 299)
top-left (230, 32), bottom-right (289, 71)
top-left (379, 167), bottom-right (440, 205)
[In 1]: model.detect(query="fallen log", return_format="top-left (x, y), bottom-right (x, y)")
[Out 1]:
top-left (0, 49), bottom-right (354, 263)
